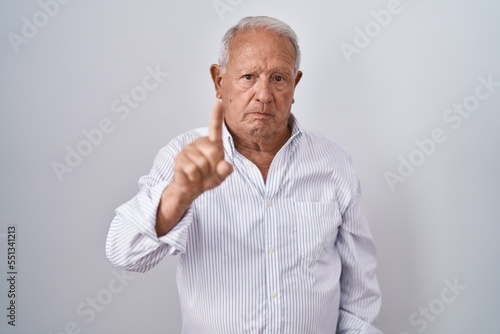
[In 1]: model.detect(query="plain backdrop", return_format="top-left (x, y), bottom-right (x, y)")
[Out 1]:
top-left (1, 0), bottom-right (499, 333)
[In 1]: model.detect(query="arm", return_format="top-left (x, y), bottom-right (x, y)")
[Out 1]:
top-left (155, 101), bottom-right (232, 236)
top-left (336, 178), bottom-right (383, 334)
top-left (106, 102), bottom-right (232, 272)
top-left (105, 147), bottom-right (192, 273)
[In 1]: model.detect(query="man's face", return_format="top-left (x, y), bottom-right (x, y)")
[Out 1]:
top-left (211, 29), bottom-right (302, 142)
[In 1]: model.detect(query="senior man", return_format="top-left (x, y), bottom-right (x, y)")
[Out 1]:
top-left (106, 16), bottom-right (382, 333)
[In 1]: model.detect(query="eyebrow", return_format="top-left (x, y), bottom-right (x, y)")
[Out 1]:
top-left (237, 66), bottom-right (293, 75)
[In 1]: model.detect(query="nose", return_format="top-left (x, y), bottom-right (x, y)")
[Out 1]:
top-left (254, 79), bottom-right (273, 104)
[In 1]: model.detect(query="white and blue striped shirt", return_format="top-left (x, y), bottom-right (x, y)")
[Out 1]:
top-left (106, 116), bottom-right (382, 333)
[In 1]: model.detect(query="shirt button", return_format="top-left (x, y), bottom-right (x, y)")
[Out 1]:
top-left (271, 292), bottom-right (277, 300)
top-left (269, 247), bottom-right (274, 254)
top-left (266, 200), bottom-right (272, 208)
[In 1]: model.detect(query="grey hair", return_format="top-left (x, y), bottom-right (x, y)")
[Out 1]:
top-left (218, 16), bottom-right (301, 74)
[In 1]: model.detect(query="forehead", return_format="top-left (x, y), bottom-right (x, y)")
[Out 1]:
top-left (227, 29), bottom-right (296, 71)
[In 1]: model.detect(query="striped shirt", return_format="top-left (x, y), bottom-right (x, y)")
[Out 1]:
top-left (106, 115), bottom-right (382, 334)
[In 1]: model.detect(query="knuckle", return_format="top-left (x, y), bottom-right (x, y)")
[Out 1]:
top-left (191, 138), bottom-right (203, 146)
top-left (193, 137), bottom-right (209, 147)
top-left (174, 153), bottom-right (187, 167)
top-left (198, 158), bottom-right (210, 172)
top-left (183, 163), bottom-right (198, 177)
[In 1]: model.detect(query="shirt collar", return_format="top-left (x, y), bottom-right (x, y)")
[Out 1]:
top-left (288, 113), bottom-right (303, 141)
top-left (222, 121), bottom-right (236, 160)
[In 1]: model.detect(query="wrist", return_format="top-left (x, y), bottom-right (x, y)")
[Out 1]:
top-left (165, 179), bottom-right (198, 209)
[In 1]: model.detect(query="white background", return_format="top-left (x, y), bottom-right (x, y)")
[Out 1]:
top-left (1, 0), bottom-right (499, 333)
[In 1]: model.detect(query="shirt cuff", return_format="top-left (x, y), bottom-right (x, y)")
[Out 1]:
top-left (159, 207), bottom-right (193, 255)
top-left (115, 180), bottom-right (168, 242)
top-left (115, 180), bottom-right (193, 255)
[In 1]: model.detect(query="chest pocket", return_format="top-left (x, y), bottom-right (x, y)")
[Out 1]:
top-left (295, 202), bottom-right (341, 262)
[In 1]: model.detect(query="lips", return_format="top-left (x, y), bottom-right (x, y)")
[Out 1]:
top-left (247, 111), bottom-right (273, 118)
top-left (251, 112), bottom-right (272, 116)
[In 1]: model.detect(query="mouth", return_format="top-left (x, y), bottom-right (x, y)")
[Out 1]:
top-left (247, 112), bottom-right (273, 118)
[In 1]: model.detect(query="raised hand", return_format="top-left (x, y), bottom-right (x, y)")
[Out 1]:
top-left (173, 101), bottom-right (233, 199)
top-left (156, 102), bottom-right (233, 236)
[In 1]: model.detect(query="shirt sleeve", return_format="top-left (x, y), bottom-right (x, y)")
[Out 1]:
top-left (105, 144), bottom-right (194, 273)
top-left (336, 177), bottom-right (383, 334)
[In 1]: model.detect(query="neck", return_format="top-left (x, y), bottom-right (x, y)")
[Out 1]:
top-left (234, 127), bottom-right (291, 155)
top-left (231, 126), bottom-right (291, 181)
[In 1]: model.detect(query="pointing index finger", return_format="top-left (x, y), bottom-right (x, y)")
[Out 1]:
top-left (209, 101), bottom-right (224, 142)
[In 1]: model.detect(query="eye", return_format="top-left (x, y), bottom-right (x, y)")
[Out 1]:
top-left (243, 74), bottom-right (254, 80)
top-left (273, 75), bottom-right (285, 83)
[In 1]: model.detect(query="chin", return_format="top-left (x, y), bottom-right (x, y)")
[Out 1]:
top-left (247, 125), bottom-right (277, 139)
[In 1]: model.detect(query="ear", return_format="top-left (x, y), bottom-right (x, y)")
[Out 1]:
top-left (210, 64), bottom-right (224, 99)
top-left (292, 71), bottom-right (303, 104)
top-left (294, 71), bottom-right (303, 87)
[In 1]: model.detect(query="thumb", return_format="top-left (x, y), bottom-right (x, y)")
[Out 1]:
top-left (216, 160), bottom-right (233, 180)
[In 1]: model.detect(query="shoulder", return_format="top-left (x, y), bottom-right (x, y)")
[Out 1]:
top-left (296, 128), bottom-right (358, 187)
top-left (299, 129), bottom-right (353, 164)
top-left (297, 129), bottom-right (361, 209)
